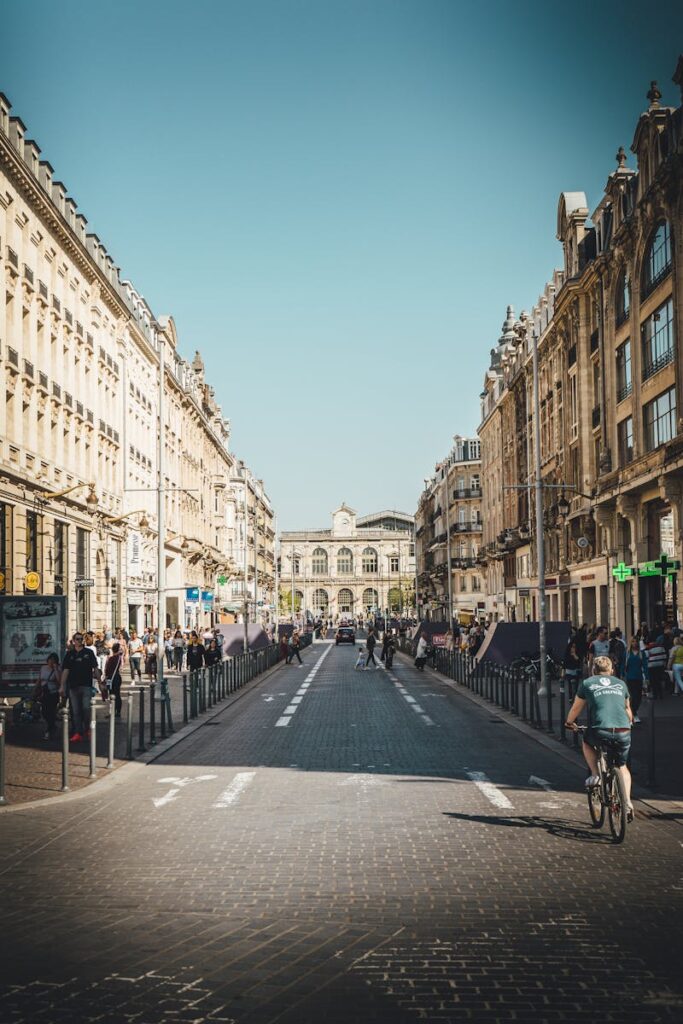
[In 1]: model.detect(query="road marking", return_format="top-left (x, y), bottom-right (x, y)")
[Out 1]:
top-left (421, 715), bottom-right (435, 726)
top-left (340, 773), bottom-right (387, 790)
top-left (273, 643), bottom-right (332, 726)
top-left (153, 774), bottom-right (218, 808)
top-left (529, 775), bottom-right (553, 792)
top-left (212, 771), bottom-right (256, 808)
top-left (466, 770), bottom-right (513, 809)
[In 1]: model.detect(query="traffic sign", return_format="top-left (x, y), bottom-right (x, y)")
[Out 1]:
top-left (75, 577), bottom-right (94, 588)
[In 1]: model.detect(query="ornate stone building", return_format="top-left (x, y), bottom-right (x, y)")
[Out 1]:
top-left (279, 505), bottom-right (415, 620)
top-left (414, 436), bottom-right (484, 623)
top-left (0, 91), bottom-right (273, 633)
top-left (478, 63), bottom-right (683, 633)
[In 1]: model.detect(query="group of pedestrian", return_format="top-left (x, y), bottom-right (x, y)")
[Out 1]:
top-left (563, 619), bottom-right (683, 725)
top-left (34, 622), bottom-right (227, 744)
top-left (354, 627), bottom-right (393, 671)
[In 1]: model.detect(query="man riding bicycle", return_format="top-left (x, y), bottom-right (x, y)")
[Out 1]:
top-left (564, 654), bottom-right (634, 822)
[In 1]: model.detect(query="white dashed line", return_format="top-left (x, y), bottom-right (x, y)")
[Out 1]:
top-left (466, 770), bottom-right (513, 809)
top-left (385, 674), bottom-right (434, 726)
top-left (212, 771), bottom-right (256, 808)
top-left (273, 643), bottom-right (333, 727)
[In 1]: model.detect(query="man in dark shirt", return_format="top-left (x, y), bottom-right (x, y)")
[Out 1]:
top-left (186, 636), bottom-right (206, 671)
top-left (60, 632), bottom-right (102, 743)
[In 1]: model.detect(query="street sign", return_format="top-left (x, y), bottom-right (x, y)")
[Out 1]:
top-left (75, 577), bottom-right (94, 588)
top-left (186, 587), bottom-right (199, 601)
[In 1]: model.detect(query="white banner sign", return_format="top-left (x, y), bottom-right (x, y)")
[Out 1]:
top-left (128, 531), bottom-right (142, 574)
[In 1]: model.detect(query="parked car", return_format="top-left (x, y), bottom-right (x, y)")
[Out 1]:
top-left (335, 626), bottom-right (356, 645)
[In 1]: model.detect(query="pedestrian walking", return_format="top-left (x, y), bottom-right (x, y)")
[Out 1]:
top-left (186, 635), bottom-right (206, 672)
top-left (667, 636), bottom-right (683, 695)
top-left (609, 629), bottom-right (627, 678)
top-left (104, 642), bottom-right (124, 717)
top-left (563, 641), bottom-right (582, 701)
top-left (646, 634), bottom-right (668, 699)
top-left (163, 629), bottom-right (173, 670)
top-left (355, 647), bottom-right (366, 670)
top-left (205, 638), bottom-right (221, 666)
top-left (172, 629), bottom-right (185, 671)
top-left (279, 631), bottom-right (289, 662)
top-left (144, 633), bottom-right (158, 681)
top-left (414, 634), bottom-right (428, 671)
top-left (365, 628), bottom-right (378, 669)
top-left (624, 638), bottom-right (647, 722)
top-left (37, 652), bottom-right (61, 739)
top-left (60, 632), bottom-right (102, 743)
top-left (128, 630), bottom-right (143, 682)
top-left (287, 629), bottom-right (303, 665)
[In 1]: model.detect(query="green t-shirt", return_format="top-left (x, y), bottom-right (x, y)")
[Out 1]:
top-left (577, 674), bottom-right (631, 730)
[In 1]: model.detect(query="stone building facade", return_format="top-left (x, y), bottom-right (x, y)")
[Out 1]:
top-left (0, 92), bottom-right (273, 634)
top-left (414, 436), bottom-right (484, 624)
top-left (279, 505), bottom-right (415, 621)
top-left (478, 63), bottom-right (683, 634)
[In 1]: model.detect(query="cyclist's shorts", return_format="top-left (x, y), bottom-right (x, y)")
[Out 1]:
top-left (583, 728), bottom-right (631, 766)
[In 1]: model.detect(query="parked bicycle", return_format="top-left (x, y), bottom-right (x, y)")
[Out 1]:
top-left (510, 650), bottom-right (562, 684)
top-left (576, 725), bottom-right (631, 843)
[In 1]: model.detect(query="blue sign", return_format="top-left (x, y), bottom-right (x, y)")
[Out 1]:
top-left (186, 587), bottom-right (200, 602)
top-left (201, 590), bottom-right (213, 603)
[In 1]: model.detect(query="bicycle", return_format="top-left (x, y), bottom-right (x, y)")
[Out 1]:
top-left (574, 725), bottom-right (631, 844)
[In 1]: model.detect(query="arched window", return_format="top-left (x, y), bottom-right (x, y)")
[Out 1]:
top-left (337, 547), bottom-right (353, 575)
top-left (338, 588), bottom-right (354, 613)
top-left (616, 268), bottom-right (630, 326)
top-left (312, 588), bottom-right (329, 612)
top-left (311, 547), bottom-right (328, 575)
top-left (642, 220), bottom-right (672, 296)
top-left (388, 587), bottom-right (402, 612)
top-left (362, 587), bottom-right (378, 611)
top-left (361, 547), bottom-right (377, 573)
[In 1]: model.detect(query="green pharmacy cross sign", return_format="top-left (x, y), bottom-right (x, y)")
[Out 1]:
top-left (217, 574), bottom-right (228, 586)
top-left (612, 561), bottom-right (636, 583)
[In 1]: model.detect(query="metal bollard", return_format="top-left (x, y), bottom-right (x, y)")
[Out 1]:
top-left (149, 682), bottom-right (156, 744)
top-left (89, 697), bottom-right (97, 779)
top-left (0, 707), bottom-right (6, 805)
top-left (137, 686), bottom-right (146, 753)
top-left (126, 689), bottom-right (134, 759)
top-left (159, 687), bottom-right (167, 740)
top-left (60, 701), bottom-right (70, 792)
top-left (559, 683), bottom-right (566, 744)
top-left (183, 672), bottom-right (189, 724)
top-left (107, 697), bottom-right (116, 769)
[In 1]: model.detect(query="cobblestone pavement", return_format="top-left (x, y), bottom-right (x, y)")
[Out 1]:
top-left (1, 639), bottom-right (682, 1023)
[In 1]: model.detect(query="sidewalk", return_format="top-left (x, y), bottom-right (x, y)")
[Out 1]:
top-left (1, 660), bottom-right (278, 806)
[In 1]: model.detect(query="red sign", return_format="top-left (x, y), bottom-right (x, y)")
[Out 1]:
top-left (431, 633), bottom-right (447, 647)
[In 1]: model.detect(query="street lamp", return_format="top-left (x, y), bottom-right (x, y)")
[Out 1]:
top-left (103, 509), bottom-right (150, 529)
top-left (39, 481), bottom-right (98, 509)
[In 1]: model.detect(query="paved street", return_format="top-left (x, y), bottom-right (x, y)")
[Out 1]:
top-left (1, 638), bottom-right (682, 1024)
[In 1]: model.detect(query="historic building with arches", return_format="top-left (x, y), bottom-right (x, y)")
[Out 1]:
top-left (279, 505), bottom-right (415, 620)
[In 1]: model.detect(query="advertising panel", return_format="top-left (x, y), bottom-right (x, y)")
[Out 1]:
top-left (0, 595), bottom-right (68, 697)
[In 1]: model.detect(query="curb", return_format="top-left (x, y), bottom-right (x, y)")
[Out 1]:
top-left (396, 651), bottom-right (683, 825)
top-left (0, 652), bottom-right (299, 814)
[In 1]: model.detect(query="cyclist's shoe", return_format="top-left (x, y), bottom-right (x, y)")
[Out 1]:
top-left (585, 775), bottom-right (600, 788)
top-left (626, 804), bottom-right (634, 822)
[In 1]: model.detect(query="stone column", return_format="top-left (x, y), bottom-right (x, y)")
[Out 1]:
top-left (617, 495), bottom-right (640, 632)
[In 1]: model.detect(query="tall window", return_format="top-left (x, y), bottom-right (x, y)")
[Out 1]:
top-left (643, 387), bottom-right (677, 452)
top-left (361, 547), bottom-right (377, 573)
top-left (312, 588), bottom-right (329, 612)
top-left (617, 417), bottom-right (634, 465)
top-left (643, 220), bottom-right (672, 295)
top-left (641, 299), bottom-right (674, 381)
top-left (54, 521), bottom-right (67, 595)
top-left (311, 547), bottom-right (328, 574)
top-left (337, 547), bottom-right (353, 574)
top-left (616, 341), bottom-right (632, 401)
top-left (362, 587), bottom-right (378, 611)
top-left (569, 373), bottom-right (578, 439)
top-left (26, 512), bottom-right (39, 573)
top-left (389, 555), bottom-right (399, 573)
top-left (338, 588), bottom-right (353, 612)
top-left (616, 269), bottom-right (631, 325)
top-left (75, 528), bottom-right (90, 630)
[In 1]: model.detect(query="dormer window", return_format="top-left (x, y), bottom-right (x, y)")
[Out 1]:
top-left (642, 220), bottom-right (672, 298)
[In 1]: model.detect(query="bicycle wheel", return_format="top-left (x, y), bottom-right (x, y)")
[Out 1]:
top-left (607, 770), bottom-right (627, 844)
top-left (587, 780), bottom-right (605, 828)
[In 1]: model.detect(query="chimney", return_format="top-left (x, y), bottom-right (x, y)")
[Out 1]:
top-left (8, 115), bottom-right (26, 155)
top-left (39, 160), bottom-right (54, 194)
top-left (51, 181), bottom-right (67, 216)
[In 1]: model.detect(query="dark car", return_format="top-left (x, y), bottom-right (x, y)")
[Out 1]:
top-left (335, 626), bottom-right (356, 645)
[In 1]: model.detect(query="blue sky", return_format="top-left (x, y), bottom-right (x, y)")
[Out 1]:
top-left (4, 1), bottom-right (683, 529)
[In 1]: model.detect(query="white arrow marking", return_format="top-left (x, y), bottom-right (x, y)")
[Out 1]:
top-left (529, 775), bottom-right (554, 792)
top-left (153, 788), bottom-right (181, 808)
top-left (466, 770), bottom-right (513, 809)
top-left (212, 771), bottom-right (256, 808)
top-left (153, 774), bottom-right (218, 807)
top-left (262, 696), bottom-right (274, 702)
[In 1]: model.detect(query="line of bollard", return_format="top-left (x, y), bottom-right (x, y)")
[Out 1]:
top-left (60, 701), bottom-right (70, 791)
top-left (107, 697), bottom-right (116, 769)
top-left (138, 687), bottom-right (146, 753)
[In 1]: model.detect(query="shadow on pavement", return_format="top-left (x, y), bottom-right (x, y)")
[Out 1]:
top-left (442, 810), bottom-right (615, 843)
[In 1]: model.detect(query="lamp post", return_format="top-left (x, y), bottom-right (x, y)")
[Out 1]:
top-left (243, 469), bottom-right (249, 653)
top-left (444, 476), bottom-right (453, 628)
top-left (531, 328), bottom-right (548, 715)
top-left (38, 481), bottom-right (98, 507)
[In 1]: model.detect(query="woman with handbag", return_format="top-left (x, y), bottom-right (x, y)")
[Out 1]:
top-left (104, 642), bottom-right (124, 717)
top-left (38, 652), bottom-right (61, 739)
